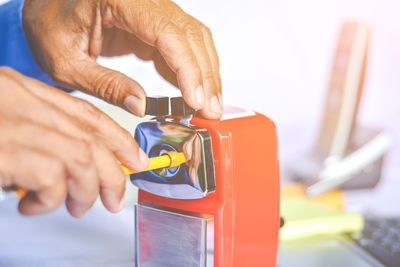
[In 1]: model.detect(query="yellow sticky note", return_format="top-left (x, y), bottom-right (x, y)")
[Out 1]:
top-left (280, 197), bottom-right (363, 241)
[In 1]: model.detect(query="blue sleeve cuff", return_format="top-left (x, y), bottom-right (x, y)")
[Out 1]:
top-left (0, 0), bottom-right (71, 91)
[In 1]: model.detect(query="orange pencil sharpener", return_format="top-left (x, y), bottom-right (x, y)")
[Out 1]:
top-left (132, 99), bottom-right (280, 267)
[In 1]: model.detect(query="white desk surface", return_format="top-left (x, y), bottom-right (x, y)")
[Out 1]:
top-left (0, 199), bottom-right (136, 267)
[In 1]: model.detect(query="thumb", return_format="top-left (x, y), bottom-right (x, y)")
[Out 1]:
top-left (72, 58), bottom-right (147, 117)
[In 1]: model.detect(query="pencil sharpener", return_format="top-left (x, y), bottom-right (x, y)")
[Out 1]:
top-left (132, 99), bottom-right (280, 267)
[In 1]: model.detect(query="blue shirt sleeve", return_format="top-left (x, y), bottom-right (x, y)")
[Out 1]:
top-left (0, 0), bottom-right (70, 91)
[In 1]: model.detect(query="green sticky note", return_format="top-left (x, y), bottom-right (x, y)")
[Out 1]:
top-left (280, 197), bottom-right (364, 241)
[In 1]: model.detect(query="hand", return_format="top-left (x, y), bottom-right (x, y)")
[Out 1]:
top-left (0, 67), bottom-right (149, 218)
top-left (22, 0), bottom-right (223, 119)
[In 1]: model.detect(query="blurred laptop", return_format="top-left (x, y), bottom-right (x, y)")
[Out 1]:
top-left (278, 217), bottom-right (400, 267)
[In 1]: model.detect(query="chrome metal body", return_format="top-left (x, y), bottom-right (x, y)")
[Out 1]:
top-left (135, 202), bottom-right (214, 267)
top-left (131, 117), bottom-right (215, 199)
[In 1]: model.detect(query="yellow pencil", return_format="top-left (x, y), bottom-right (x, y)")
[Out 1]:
top-left (16, 151), bottom-right (187, 198)
top-left (120, 151), bottom-right (187, 175)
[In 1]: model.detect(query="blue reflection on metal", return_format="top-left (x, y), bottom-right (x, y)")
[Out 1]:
top-left (131, 121), bottom-right (201, 192)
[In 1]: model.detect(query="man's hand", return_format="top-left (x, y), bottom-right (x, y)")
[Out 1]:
top-left (0, 67), bottom-right (149, 218)
top-left (22, 0), bottom-right (223, 119)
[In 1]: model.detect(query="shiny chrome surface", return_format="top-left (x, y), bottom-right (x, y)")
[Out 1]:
top-left (131, 118), bottom-right (215, 199)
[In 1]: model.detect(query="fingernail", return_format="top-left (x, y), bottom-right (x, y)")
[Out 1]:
top-left (125, 95), bottom-right (145, 117)
top-left (195, 86), bottom-right (205, 107)
top-left (210, 94), bottom-right (223, 114)
top-left (139, 149), bottom-right (150, 169)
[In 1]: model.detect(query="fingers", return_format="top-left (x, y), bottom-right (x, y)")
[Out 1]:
top-left (93, 142), bottom-right (127, 213)
top-left (14, 116), bottom-right (125, 216)
top-left (14, 123), bottom-right (99, 218)
top-left (199, 26), bottom-right (223, 118)
top-left (152, 50), bottom-right (179, 87)
top-left (13, 71), bottom-right (149, 172)
top-left (2, 116), bottom-right (100, 217)
top-left (0, 143), bottom-right (67, 216)
top-left (151, 0), bottom-right (223, 118)
top-left (28, 107), bottom-right (127, 214)
top-left (105, 0), bottom-right (207, 111)
top-left (2, 71), bottom-right (132, 215)
top-left (154, 25), bottom-right (206, 111)
top-left (200, 26), bottom-right (222, 90)
top-left (23, 0), bottom-right (222, 118)
top-left (30, 107), bottom-right (128, 214)
top-left (66, 96), bottom-right (149, 171)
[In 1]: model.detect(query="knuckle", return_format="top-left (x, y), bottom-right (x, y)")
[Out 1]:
top-left (200, 24), bottom-right (213, 37)
top-left (72, 140), bottom-right (93, 167)
top-left (37, 175), bottom-right (55, 189)
top-left (78, 100), bottom-right (102, 122)
top-left (40, 159), bottom-right (64, 187)
top-left (121, 128), bottom-right (135, 146)
top-left (0, 119), bottom-right (24, 148)
top-left (182, 23), bottom-right (203, 41)
top-left (202, 69), bottom-right (216, 82)
top-left (79, 130), bottom-right (96, 147)
top-left (156, 16), bottom-right (179, 38)
top-left (37, 176), bottom-right (56, 189)
top-left (92, 70), bottom-right (124, 105)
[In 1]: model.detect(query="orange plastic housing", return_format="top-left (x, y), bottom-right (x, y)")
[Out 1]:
top-left (138, 107), bottom-right (280, 266)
